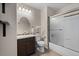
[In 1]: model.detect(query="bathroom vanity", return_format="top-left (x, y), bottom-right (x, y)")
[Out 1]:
top-left (17, 35), bottom-right (36, 56)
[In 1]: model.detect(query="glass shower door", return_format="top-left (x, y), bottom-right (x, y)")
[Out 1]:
top-left (49, 14), bottom-right (79, 52)
top-left (63, 15), bottom-right (79, 52)
top-left (49, 16), bottom-right (65, 46)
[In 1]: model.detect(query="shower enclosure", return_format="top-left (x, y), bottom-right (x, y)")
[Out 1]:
top-left (49, 13), bottom-right (79, 53)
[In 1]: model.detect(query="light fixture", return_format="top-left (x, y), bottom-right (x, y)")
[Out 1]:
top-left (18, 6), bottom-right (32, 14)
top-left (29, 10), bottom-right (31, 13)
top-left (19, 7), bottom-right (21, 10)
top-left (25, 9), bottom-right (28, 12)
top-left (22, 8), bottom-right (25, 11)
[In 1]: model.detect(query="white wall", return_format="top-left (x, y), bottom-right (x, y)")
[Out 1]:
top-left (0, 3), bottom-right (17, 56)
top-left (17, 4), bottom-right (41, 35)
top-left (41, 6), bottom-right (48, 49)
top-left (41, 6), bottom-right (57, 49)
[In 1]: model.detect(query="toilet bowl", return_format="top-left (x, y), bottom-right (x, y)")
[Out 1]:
top-left (37, 41), bottom-right (44, 53)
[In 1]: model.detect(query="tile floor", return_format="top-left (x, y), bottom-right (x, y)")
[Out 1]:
top-left (41, 50), bottom-right (62, 56)
top-left (31, 49), bottom-right (62, 56)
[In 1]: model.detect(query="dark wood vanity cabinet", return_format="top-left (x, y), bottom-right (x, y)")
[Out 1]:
top-left (17, 37), bottom-right (36, 56)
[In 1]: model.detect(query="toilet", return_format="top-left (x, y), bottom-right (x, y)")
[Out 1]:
top-left (37, 41), bottom-right (44, 53)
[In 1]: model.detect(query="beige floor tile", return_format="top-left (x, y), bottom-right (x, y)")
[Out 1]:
top-left (31, 50), bottom-right (62, 56)
top-left (41, 50), bottom-right (61, 56)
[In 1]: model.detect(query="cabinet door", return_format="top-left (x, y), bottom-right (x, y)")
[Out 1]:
top-left (17, 37), bottom-right (35, 56)
top-left (63, 15), bottom-right (79, 52)
top-left (25, 37), bottom-right (35, 55)
top-left (17, 39), bottom-right (28, 56)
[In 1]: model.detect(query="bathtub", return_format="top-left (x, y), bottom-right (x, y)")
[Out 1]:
top-left (49, 42), bottom-right (79, 56)
top-left (36, 41), bottom-right (79, 56)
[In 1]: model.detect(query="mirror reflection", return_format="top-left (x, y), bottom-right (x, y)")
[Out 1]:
top-left (17, 17), bottom-right (32, 35)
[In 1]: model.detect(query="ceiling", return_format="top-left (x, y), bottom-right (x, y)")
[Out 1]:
top-left (26, 3), bottom-right (72, 10)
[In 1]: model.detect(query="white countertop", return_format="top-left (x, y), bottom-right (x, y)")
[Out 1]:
top-left (17, 35), bottom-right (36, 39)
